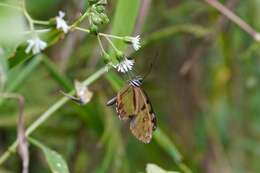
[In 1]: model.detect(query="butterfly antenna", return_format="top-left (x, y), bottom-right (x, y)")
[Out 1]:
top-left (143, 52), bottom-right (159, 80)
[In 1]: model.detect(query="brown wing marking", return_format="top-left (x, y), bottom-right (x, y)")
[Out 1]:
top-left (116, 86), bottom-right (136, 120)
top-left (130, 87), bottom-right (157, 143)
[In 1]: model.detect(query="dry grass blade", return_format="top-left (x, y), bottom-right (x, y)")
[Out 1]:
top-left (16, 95), bottom-right (29, 173)
top-left (0, 93), bottom-right (29, 173)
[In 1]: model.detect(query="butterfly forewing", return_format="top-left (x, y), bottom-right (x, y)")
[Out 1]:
top-left (129, 87), bottom-right (156, 143)
top-left (116, 86), bottom-right (136, 120)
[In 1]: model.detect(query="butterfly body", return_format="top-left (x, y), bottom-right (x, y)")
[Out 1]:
top-left (107, 77), bottom-right (157, 143)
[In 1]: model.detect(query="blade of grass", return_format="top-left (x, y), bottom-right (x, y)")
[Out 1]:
top-left (41, 56), bottom-right (72, 91)
top-left (100, 0), bottom-right (141, 171)
top-left (6, 55), bottom-right (42, 92)
top-left (154, 128), bottom-right (192, 173)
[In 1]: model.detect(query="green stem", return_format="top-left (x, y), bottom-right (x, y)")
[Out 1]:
top-left (32, 20), bottom-right (50, 25)
top-left (22, 1), bottom-right (34, 31)
top-left (0, 2), bottom-right (22, 11)
top-left (0, 66), bottom-right (109, 165)
top-left (104, 36), bottom-right (122, 55)
top-left (20, 29), bottom-right (51, 35)
top-left (97, 35), bottom-right (109, 56)
top-left (71, 10), bottom-right (90, 28)
top-left (74, 27), bottom-right (90, 33)
top-left (98, 33), bottom-right (124, 40)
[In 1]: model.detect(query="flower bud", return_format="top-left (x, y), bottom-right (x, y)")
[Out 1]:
top-left (90, 24), bottom-right (99, 34)
top-left (99, 13), bottom-right (109, 25)
top-left (96, 5), bottom-right (105, 13)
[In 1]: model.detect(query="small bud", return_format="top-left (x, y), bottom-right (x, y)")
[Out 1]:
top-left (90, 24), bottom-right (99, 34)
top-left (97, 0), bottom-right (107, 5)
top-left (99, 13), bottom-right (109, 25)
top-left (104, 53), bottom-right (110, 60)
top-left (96, 5), bottom-right (105, 13)
top-left (115, 51), bottom-right (124, 60)
top-left (92, 15), bottom-right (102, 25)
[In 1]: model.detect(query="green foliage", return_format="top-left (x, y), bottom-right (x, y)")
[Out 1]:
top-left (1, 0), bottom-right (260, 173)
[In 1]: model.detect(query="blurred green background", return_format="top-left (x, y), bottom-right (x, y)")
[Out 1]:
top-left (1, 0), bottom-right (260, 173)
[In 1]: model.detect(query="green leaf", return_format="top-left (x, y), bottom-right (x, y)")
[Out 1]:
top-left (110, 0), bottom-right (141, 50)
top-left (29, 138), bottom-right (69, 173)
top-left (146, 163), bottom-right (179, 173)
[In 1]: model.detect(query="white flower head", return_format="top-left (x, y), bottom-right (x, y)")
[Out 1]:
top-left (56, 11), bottom-right (69, 33)
top-left (125, 35), bottom-right (141, 51)
top-left (131, 35), bottom-right (141, 50)
top-left (113, 57), bottom-right (135, 73)
top-left (25, 38), bottom-right (47, 55)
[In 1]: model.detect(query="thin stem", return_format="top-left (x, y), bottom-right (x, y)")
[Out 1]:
top-left (21, 0), bottom-right (34, 31)
top-left (75, 27), bottom-right (90, 33)
top-left (205, 0), bottom-right (260, 41)
top-left (70, 10), bottom-right (90, 28)
top-left (0, 2), bottom-right (23, 11)
top-left (104, 36), bottom-right (121, 54)
top-left (97, 34), bottom-right (109, 56)
top-left (32, 20), bottom-right (50, 25)
top-left (98, 33), bottom-right (124, 40)
top-left (75, 27), bottom-right (125, 41)
top-left (0, 66), bottom-right (110, 165)
top-left (20, 29), bottom-right (51, 35)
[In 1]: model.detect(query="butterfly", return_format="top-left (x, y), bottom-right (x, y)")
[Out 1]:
top-left (106, 77), bottom-right (157, 143)
top-left (61, 80), bottom-right (93, 105)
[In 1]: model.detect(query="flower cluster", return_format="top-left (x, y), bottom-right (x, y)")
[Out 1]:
top-left (25, 11), bottom-right (69, 55)
top-left (22, 2), bottom-right (142, 74)
top-left (113, 57), bottom-right (135, 73)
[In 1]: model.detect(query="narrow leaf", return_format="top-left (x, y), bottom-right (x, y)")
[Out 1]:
top-left (29, 138), bottom-right (69, 173)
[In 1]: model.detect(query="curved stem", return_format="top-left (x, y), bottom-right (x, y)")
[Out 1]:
top-left (0, 66), bottom-right (110, 165)
top-left (70, 10), bottom-right (90, 29)
top-left (22, 0), bottom-right (34, 31)
top-left (97, 34), bottom-right (109, 56)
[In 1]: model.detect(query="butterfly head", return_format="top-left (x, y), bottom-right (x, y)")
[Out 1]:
top-left (129, 76), bottom-right (143, 87)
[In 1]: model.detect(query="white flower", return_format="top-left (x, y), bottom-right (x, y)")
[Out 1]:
top-left (56, 11), bottom-right (69, 33)
top-left (113, 57), bottom-right (135, 73)
top-left (131, 35), bottom-right (141, 50)
top-left (25, 38), bottom-right (47, 55)
top-left (124, 35), bottom-right (141, 51)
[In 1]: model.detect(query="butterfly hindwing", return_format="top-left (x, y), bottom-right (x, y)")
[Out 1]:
top-left (129, 87), bottom-right (156, 143)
